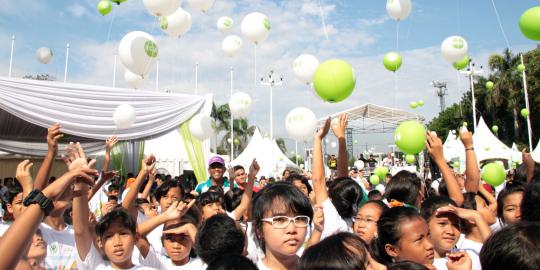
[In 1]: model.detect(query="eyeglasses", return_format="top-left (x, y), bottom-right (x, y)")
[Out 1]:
top-left (261, 215), bottom-right (310, 229)
top-left (354, 216), bottom-right (378, 225)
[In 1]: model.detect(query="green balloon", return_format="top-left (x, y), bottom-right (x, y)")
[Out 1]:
top-left (313, 59), bottom-right (356, 103)
top-left (462, 121), bottom-right (468, 127)
top-left (453, 161), bottom-right (460, 168)
top-left (405, 154), bottom-right (415, 164)
top-left (97, 0), bottom-right (112, 15)
top-left (491, 125), bottom-right (499, 133)
top-left (485, 81), bottom-right (494, 90)
top-left (370, 175), bottom-right (380, 185)
top-left (452, 55), bottom-right (469, 70)
top-left (519, 6), bottom-right (540, 41)
top-left (375, 167), bottom-right (389, 180)
top-left (383, 51), bottom-right (402, 72)
top-left (481, 163), bottom-right (506, 187)
top-left (521, 108), bottom-right (529, 118)
top-left (395, 121), bottom-right (426, 155)
top-left (373, 167), bottom-right (381, 177)
top-left (518, 63), bottom-right (526, 72)
top-left (380, 166), bottom-right (389, 176)
top-left (410, 102), bottom-right (418, 109)
top-left (418, 100), bottom-right (425, 106)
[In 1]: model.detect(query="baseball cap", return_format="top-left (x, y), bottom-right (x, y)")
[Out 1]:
top-left (208, 156), bottom-right (225, 167)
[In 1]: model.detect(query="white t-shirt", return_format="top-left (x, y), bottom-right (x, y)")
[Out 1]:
top-left (39, 223), bottom-right (78, 270)
top-left (88, 184), bottom-right (109, 218)
top-left (256, 258), bottom-right (271, 270)
top-left (141, 246), bottom-right (204, 270)
top-left (0, 222), bottom-right (12, 237)
top-left (321, 198), bottom-right (352, 239)
top-left (76, 243), bottom-right (157, 270)
top-left (146, 224), bottom-right (164, 256)
top-left (456, 234), bottom-right (483, 255)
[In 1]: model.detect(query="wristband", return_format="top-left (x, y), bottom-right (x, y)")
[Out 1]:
top-left (465, 147), bottom-right (474, 151)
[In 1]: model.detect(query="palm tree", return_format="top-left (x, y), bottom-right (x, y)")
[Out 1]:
top-left (275, 138), bottom-right (287, 155)
top-left (211, 103), bottom-right (257, 158)
top-left (488, 49), bottom-right (522, 141)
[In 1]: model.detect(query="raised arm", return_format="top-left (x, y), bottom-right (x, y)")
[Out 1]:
top-left (478, 183), bottom-right (497, 213)
top-left (15, 160), bottom-right (34, 197)
top-left (426, 132), bottom-right (464, 206)
top-left (140, 168), bottom-right (156, 201)
top-left (313, 118), bottom-right (331, 205)
top-left (102, 136), bottom-right (117, 173)
top-left (88, 170), bottom-right (117, 200)
top-left (459, 127), bottom-right (480, 192)
top-left (331, 114), bottom-right (349, 178)
top-left (232, 159), bottom-right (259, 220)
top-left (121, 155), bottom-right (155, 212)
top-left (522, 149), bottom-right (536, 183)
top-left (34, 124), bottom-right (63, 191)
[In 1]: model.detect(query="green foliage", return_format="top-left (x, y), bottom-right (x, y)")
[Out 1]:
top-left (429, 46), bottom-right (540, 148)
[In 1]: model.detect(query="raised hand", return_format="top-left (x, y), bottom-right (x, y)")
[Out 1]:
top-left (331, 113), bottom-right (348, 139)
top-left (15, 160), bottom-right (34, 194)
top-left (458, 126), bottom-right (473, 149)
top-left (522, 149), bottom-right (535, 169)
top-left (62, 142), bottom-right (95, 171)
top-left (316, 117), bottom-right (331, 140)
top-left (47, 124), bottom-right (63, 152)
top-left (163, 200), bottom-right (196, 221)
top-left (446, 251), bottom-right (472, 270)
top-left (42, 167), bottom-right (98, 200)
top-left (105, 136), bottom-right (118, 152)
top-left (227, 165), bottom-right (236, 181)
top-left (248, 159), bottom-right (260, 179)
top-left (426, 131), bottom-right (445, 163)
top-left (141, 154), bottom-right (156, 175)
top-left (312, 205), bottom-right (324, 232)
top-left (436, 204), bottom-right (481, 225)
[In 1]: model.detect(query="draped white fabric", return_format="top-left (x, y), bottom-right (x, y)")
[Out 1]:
top-left (0, 77), bottom-right (208, 141)
top-left (0, 140), bottom-right (105, 157)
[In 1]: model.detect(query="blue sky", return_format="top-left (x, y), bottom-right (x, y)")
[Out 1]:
top-left (0, 0), bottom-right (538, 155)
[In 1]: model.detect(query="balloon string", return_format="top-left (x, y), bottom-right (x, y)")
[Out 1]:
top-left (456, 70), bottom-right (463, 117)
top-left (318, 0), bottom-right (329, 41)
top-left (106, 8), bottom-right (117, 43)
top-left (396, 21), bottom-right (400, 52)
top-left (143, 18), bottom-right (161, 80)
top-left (254, 45), bottom-right (257, 86)
top-left (393, 71), bottom-right (398, 110)
top-left (490, 0), bottom-right (511, 49)
top-left (456, 0), bottom-right (461, 35)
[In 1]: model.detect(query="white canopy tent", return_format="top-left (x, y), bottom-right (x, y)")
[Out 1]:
top-left (230, 128), bottom-right (298, 178)
top-left (531, 140), bottom-right (540, 163)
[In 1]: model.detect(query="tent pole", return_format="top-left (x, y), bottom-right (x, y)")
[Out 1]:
top-left (8, 35), bottom-right (15, 78)
top-left (520, 54), bottom-right (533, 150)
top-left (230, 66), bottom-right (234, 160)
top-left (195, 63), bottom-right (199, 95)
top-left (64, 43), bottom-right (70, 83)
top-left (112, 54), bottom-right (117, 87)
top-left (155, 59), bottom-right (159, 91)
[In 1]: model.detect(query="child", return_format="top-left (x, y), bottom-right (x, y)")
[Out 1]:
top-left (251, 182), bottom-right (315, 270)
top-left (195, 213), bottom-right (245, 266)
top-left (373, 207), bottom-right (434, 268)
top-left (353, 200), bottom-right (388, 245)
top-left (496, 182), bottom-right (525, 225)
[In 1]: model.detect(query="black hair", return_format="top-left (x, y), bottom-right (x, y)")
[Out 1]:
top-left (197, 191), bottom-right (225, 209)
top-left (368, 190), bottom-right (383, 200)
top-left (328, 177), bottom-right (364, 219)
top-left (480, 222), bottom-right (540, 270)
top-left (296, 232), bottom-right (368, 270)
top-left (514, 162), bottom-right (540, 184)
top-left (208, 185), bottom-right (224, 194)
top-left (521, 180), bottom-right (540, 222)
top-left (206, 254), bottom-right (258, 270)
top-left (373, 207), bottom-right (424, 265)
top-left (154, 180), bottom-right (184, 202)
top-left (63, 203), bottom-right (73, 225)
top-left (285, 173), bottom-right (313, 194)
top-left (385, 171), bottom-right (422, 206)
top-left (251, 182), bottom-right (313, 250)
top-left (233, 165), bottom-right (244, 171)
top-left (388, 261), bottom-right (429, 270)
top-left (4, 183), bottom-right (23, 205)
top-left (437, 179), bottom-right (449, 197)
top-left (134, 198), bottom-right (150, 213)
top-left (194, 213), bottom-right (244, 264)
top-left (107, 183), bottom-right (121, 193)
top-left (420, 195), bottom-right (457, 221)
top-left (360, 200), bottom-right (389, 214)
top-left (496, 182), bottom-right (525, 224)
top-left (107, 195), bottom-right (118, 202)
top-left (224, 188), bottom-right (244, 212)
top-left (95, 208), bottom-right (136, 239)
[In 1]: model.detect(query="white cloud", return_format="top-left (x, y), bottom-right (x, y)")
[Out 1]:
top-left (67, 3), bottom-right (87, 18)
top-left (358, 16), bottom-right (389, 26)
top-left (300, 2), bottom-right (336, 16)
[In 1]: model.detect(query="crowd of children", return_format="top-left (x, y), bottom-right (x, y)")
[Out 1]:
top-left (0, 114), bottom-right (539, 270)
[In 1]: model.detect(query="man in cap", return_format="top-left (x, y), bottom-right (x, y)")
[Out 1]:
top-left (195, 156), bottom-right (236, 194)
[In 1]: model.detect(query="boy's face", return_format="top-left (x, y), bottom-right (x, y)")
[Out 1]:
top-left (159, 187), bottom-right (182, 212)
top-left (108, 189), bottom-right (120, 197)
top-left (7, 192), bottom-right (24, 219)
top-left (234, 168), bottom-right (247, 185)
top-left (427, 214), bottom-right (460, 256)
top-left (100, 221), bottom-right (136, 267)
top-left (201, 202), bottom-right (225, 220)
top-left (162, 232), bottom-right (193, 265)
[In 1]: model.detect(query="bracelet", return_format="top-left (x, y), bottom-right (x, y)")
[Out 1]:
top-left (465, 147), bottom-right (474, 151)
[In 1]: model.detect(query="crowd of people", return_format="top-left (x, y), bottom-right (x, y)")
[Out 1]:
top-left (0, 114), bottom-right (539, 270)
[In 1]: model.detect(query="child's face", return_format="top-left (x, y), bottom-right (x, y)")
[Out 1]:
top-left (201, 202), bottom-right (225, 220)
top-left (27, 232), bottom-right (47, 259)
top-left (140, 203), bottom-right (158, 218)
top-left (427, 213), bottom-right (460, 256)
top-left (108, 189), bottom-right (120, 197)
top-left (234, 169), bottom-right (247, 185)
top-left (7, 192), bottom-right (24, 219)
top-left (162, 232), bottom-right (193, 265)
top-left (291, 180), bottom-right (308, 197)
top-left (159, 187), bottom-right (182, 212)
top-left (502, 191), bottom-right (523, 225)
top-left (353, 204), bottom-right (383, 244)
top-left (387, 218), bottom-right (434, 265)
top-left (100, 221), bottom-right (136, 267)
top-left (260, 209), bottom-right (308, 258)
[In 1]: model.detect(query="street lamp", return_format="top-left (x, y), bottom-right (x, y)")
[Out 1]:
top-left (260, 70), bottom-right (283, 141)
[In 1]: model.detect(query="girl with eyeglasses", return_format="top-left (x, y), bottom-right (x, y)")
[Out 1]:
top-left (353, 200), bottom-right (388, 245)
top-left (251, 182), bottom-right (320, 270)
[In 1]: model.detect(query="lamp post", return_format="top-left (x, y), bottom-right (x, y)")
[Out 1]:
top-left (460, 60), bottom-right (483, 131)
top-left (260, 70), bottom-right (283, 141)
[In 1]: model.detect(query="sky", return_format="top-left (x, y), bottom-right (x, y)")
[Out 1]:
top-left (0, 0), bottom-right (538, 156)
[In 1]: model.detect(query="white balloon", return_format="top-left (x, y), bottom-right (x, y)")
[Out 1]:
top-left (222, 35), bottom-right (243, 57)
top-left (189, 114), bottom-right (214, 140)
top-left (375, 184), bottom-right (386, 194)
top-left (228, 92), bottom-right (252, 117)
top-left (160, 8), bottom-right (192, 37)
top-left (187, 0), bottom-right (215, 12)
top-left (386, 0), bottom-right (412, 21)
top-left (241, 12), bottom-right (271, 45)
top-left (285, 107), bottom-right (318, 141)
top-left (330, 141), bottom-right (337, 148)
top-left (124, 69), bottom-right (145, 89)
top-left (143, 0), bottom-right (180, 16)
top-left (118, 31), bottom-right (158, 76)
top-left (36, 47), bottom-right (53, 64)
top-left (113, 104), bottom-right (136, 129)
top-left (441, 36), bottom-right (468, 63)
top-left (217, 16), bottom-right (234, 34)
top-left (292, 54), bottom-right (319, 85)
